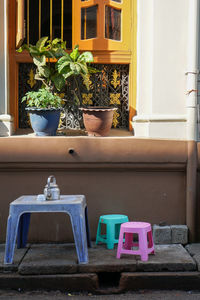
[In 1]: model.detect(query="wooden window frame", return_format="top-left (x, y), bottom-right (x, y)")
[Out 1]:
top-left (73, 0), bottom-right (131, 51)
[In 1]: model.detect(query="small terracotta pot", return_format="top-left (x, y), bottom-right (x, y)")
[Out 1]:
top-left (79, 107), bottom-right (117, 137)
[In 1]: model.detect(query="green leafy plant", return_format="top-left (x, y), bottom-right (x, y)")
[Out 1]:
top-left (56, 44), bottom-right (99, 105)
top-left (17, 37), bottom-right (67, 92)
top-left (22, 88), bottom-right (62, 109)
top-left (18, 37), bottom-right (99, 107)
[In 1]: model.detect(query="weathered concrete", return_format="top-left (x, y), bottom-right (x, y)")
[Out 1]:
top-left (153, 225), bottom-right (171, 245)
top-left (0, 243), bottom-right (200, 292)
top-left (18, 244), bottom-right (78, 275)
top-left (185, 243), bottom-right (200, 256)
top-left (171, 225), bottom-right (188, 244)
top-left (0, 273), bottom-right (99, 292)
top-left (18, 243), bottom-right (196, 275)
top-left (78, 244), bottom-right (137, 273)
top-left (185, 244), bottom-right (200, 271)
top-left (136, 245), bottom-right (196, 271)
top-left (119, 272), bottom-right (200, 291)
top-left (0, 244), bottom-right (28, 272)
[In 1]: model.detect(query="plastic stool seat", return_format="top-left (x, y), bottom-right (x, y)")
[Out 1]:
top-left (117, 221), bottom-right (154, 261)
top-left (4, 195), bottom-right (90, 265)
top-left (96, 214), bottom-right (129, 249)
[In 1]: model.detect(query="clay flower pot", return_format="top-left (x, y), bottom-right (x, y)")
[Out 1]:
top-left (79, 107), bottom-right (117, 137)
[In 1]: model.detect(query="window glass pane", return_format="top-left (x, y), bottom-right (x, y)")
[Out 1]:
top-left (112, 0), bottom-right (122, 2)
top-left (105, 6), bottom-right (121, 41)
top-left (81, 5), bottom-right (97, 40)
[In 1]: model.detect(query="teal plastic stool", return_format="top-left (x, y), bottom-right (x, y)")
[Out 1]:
top-left (96, 214), bottom-right (129, 249)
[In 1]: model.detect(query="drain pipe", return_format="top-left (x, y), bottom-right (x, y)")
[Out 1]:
top-left (186, 0), bottom-right (199, 242)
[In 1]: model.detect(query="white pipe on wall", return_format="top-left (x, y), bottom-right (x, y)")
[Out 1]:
top-left (186, 0), bottom-right (199, 141)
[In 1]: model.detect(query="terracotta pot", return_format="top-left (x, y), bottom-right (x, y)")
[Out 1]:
top-left (79, 107), bottom-right (117, 137)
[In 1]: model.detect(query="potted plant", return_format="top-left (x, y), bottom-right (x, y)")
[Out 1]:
top-left (56, 49), bottom-right (116, 137)
top-left (19, 37), bottom-right (98, 136)
top-left (21, 88), bottom-right (62, 136)
top-left (18, 37), bottom-right (68, 136)
top-left (19, 37), bottom-right (116, 136)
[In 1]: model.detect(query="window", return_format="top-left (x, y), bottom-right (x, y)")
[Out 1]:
top-left (73, 0), bottom-right (131, 51)
top-left (18, 0), bottom-right (72, 48)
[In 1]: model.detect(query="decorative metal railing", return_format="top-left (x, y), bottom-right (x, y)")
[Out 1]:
top-left (18, 63), bottom-right (129, 129)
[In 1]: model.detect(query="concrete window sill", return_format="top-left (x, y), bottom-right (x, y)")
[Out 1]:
top-left (12, 128), bottom-right (134, 137)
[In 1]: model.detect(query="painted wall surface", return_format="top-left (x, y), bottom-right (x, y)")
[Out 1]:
top-left (134, 0), bottom-right (189, 139)
top-left (0, 137), bottom-right (187, 242)
top-left (152, 0), bottom-right (188, 115)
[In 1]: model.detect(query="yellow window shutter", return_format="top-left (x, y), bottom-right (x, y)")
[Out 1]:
top-left (16, 0), bottom-right (25, 48)
top-left (73, 0), bottom-right (131, 51)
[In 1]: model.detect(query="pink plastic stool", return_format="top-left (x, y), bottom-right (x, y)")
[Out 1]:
top-left (116, 222), bottom-right (154, 261)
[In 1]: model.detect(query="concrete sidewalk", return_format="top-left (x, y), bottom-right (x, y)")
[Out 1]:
top-left (0, 243), bottom-right (200, 293)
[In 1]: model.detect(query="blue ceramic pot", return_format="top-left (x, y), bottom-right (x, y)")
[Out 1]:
top-left (26, 108), bottom-right (61, 136)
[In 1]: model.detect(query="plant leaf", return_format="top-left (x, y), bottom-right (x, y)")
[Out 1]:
top-left (38, 66), bottom-right (51, 78)
top-left (51, 74), bottom-right (66, 91)
top-left (70, 62), bottom-right (81, 75)
top-left (54, 48), bottom-right (67, 59)
top-left (70, 45), bottom-right (80, 62)
top-left (77, 62), bottom-right (88, 75)
top-left (78, 51), bottom-right (94, 63)
top-left (57, 60), bottom-right (71, 73)
top-left (29, 46), bottom-right (41, 57)
top-left (36, 36), bottom-right (49, 51)
top-left (63, 70), bottom-right (74, 79)
top-left (33, 55), bottom-right (46, 67)
top-left (52, 38), bottom-right (61, 45)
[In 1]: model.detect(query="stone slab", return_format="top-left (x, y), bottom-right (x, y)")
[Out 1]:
top-left (171, 225), bottom-right (188, 244)
top-left (193, 254), bottom-right (200, 271)
top-left (0, 244), bottom-right (28, 272)
top-left (185, 244), bottom-right (200, 272)
top-left (0, 273), bottom-right (98, 292)
top-left (137, 244), bottom-right (196, 271)
top-left (119, 272), bottom-right (200, 291)
top-left (18, 244), bottom-right (78, 275)
top-left (78, 244), bottom-right (137, 273)
top-left (185, 243), bottom-right (200, 256)
top-left (153, 225), bottom-right (171, 244)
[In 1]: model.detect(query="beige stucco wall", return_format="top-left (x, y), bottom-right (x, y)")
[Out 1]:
top-left (0, 137), bottom-right (187, 242)
top-left (133, 0), bottom-right (190, 139)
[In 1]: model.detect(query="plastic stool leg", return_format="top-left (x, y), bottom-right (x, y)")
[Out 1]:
top-left (85, 207), bottom-right (91, 248)
top-left (115, 223), bottom-right (121, 239)
top-left (147, 230), bottom-right (155, 254)
top-left (17, 213), bottom-right (31, 248)
top-left (107, 223), bottom-right (115, 249)
top-left (116, 228), bottom-right (124, 259)
top-left (139, 230), bottom-right (148, 261)
top-left (124, 232), bottom-right (133, 250)
top-left (70, 207), bottom-right (88, 264)
top-left (96, 221), bottom-right (101, 245)
top-left (4, 214), bottom-right (20, 264)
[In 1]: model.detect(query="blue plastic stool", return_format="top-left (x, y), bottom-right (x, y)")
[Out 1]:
top-left (96, 214), bottom-right (129, 249)
top-left (4, 195), bottom-right (91, 264)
